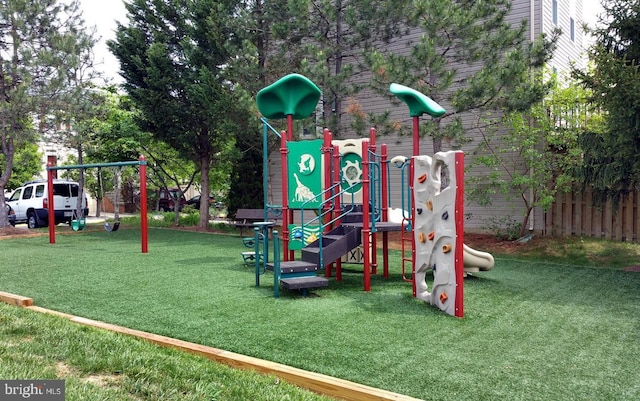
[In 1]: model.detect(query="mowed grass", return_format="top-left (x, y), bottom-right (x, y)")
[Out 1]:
top-left (1, 227), bottom-right (640, 400)
top-left (0, 302), bottom-right (332, 401)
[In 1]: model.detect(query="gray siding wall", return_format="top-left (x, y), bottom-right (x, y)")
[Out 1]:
top-left (265, 0), bottom-right (584, 234)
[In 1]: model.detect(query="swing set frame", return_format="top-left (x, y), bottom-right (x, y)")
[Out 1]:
top-left (45, 155), bottom-right (149, 253)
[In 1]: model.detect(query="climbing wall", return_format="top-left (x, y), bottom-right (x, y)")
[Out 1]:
top-left (413, 151), bottom-right (465, 317)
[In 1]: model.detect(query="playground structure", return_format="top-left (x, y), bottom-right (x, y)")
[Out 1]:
top-left (45, 156), bottom-right (149, 254)
top-left (254, 74), bottom-right (494, 317)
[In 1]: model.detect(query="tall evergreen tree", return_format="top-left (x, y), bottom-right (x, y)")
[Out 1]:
top-left (251, 0), bottom-right (413, 136)
top-left (573, 0), bottom-right (640, 204)
top-left (0, 0), bottom-right (96, 228)
top-left (109, 0), bottom-right (244, 227)
top-left (367, 0), bottom-right (558, 152)
top-left (221, 0), bottom-right (414, 215)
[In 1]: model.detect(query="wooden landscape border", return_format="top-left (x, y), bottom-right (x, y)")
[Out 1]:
top-left (0, 292), bottom-right (422, 401)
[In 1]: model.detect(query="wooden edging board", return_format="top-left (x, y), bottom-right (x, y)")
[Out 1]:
top-left (0, 291), bottom-right (33, 307)
top-left (0, 292), bottom-right (423, 401)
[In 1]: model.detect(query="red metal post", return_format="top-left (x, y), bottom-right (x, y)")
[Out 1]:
top-left (362, 140), bottom-right (371, 291)
top-left (368, 128), bottom-right (377, 275)
top-left (287, 115), bottom-right (293, 142)
top-left (322, 129), bottom-right (332, 215)
top-left (381, 143), bottom-right (390, 278)
top-left (368, 127), bottom-right (376, 147)
top-left (413, 116), bottom-right (420, 156)
top-left (286, 116), bottom-right (294, 259)
top-left (280, 131), bottom-right (290, 261)
top-left (333, 143), bottom-right (342, 282)
top-left (139, 155), bottom-right (148, 253)
top-left (411, 115), bottom-right (420, 297)
top-left (411, 157), bottom-right (416, 297)
top-left (47, 163), bottom-right (55, 244)
top-left (323, 129), bottom-right (333, 278)
top-left (454, 152), bottom-right (465, 318)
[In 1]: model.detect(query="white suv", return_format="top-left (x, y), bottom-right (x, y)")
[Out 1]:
top-left (7, 180), bottom-right (88, 229)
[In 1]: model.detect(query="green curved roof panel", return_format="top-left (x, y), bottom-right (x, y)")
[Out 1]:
top-left (256, 74), bottom-right (322, 120)
top-left (389, 83), bottom-right (446, 118)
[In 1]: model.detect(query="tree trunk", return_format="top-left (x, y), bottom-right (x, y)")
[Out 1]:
top-left (520, 206), bottom-right (533, 237)
top-left (96, 198), bottom-right (102, 218)
top-left (433, 136), bottom-right (442, 154)
top-left (199, 153), bottom-right (211, 229)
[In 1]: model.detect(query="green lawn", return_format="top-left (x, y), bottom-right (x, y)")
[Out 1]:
top-left (1, 227), bottom-right (640, 400)
top-left (0, 302), bottom-right (332, 401)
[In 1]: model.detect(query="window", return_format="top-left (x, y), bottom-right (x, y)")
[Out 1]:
top-left (35, 185), bottom-right (45, 198)
top-left (9, 189), bottom-right (21, 202)
top-left (22, 186), bottom-right (33, 200)
top-left (570, 17), bottom-right (575, 41)
top-left (53, 184), bottom-right (71, 197)
top-left (552, 0), bottom-right (558, 25)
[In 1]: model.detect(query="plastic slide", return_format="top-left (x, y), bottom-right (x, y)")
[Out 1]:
top-left (463, 244), bottom-right (495, 272)
top-left (387, 207), bottom-right (409, 225)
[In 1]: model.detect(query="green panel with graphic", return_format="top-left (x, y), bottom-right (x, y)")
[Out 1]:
top-left (340, 152), bottom-right (363, 194)
top-left (288, 139), bottom-right (323, 209)
top-left (288, 224), bottom-right (322, 250)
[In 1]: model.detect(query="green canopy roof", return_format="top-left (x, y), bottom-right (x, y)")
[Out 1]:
top-left (389, 83), bottom-right (445, 118)
top-left (256, 74), bottom-right (321, 120)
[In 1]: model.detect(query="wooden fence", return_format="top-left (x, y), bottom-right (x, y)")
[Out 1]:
top-left (544, 188), bottom-right (638, 242)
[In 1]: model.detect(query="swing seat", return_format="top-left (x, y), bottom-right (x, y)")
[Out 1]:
top-left (71, 218), bottom-right (86, 231)
top-left (104, 221), bottom-right (120, 232)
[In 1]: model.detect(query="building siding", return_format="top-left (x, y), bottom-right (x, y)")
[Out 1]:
top-left (265, 0), bottom-right (585, 234)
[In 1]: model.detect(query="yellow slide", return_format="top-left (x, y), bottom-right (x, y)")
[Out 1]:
top-left (463, 244), bottom-right (495, 273)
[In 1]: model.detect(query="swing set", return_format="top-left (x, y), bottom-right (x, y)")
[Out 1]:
top-left (45, 156), bottom-right (149, 253)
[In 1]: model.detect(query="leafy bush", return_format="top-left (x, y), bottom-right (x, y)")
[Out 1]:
top-left (482, 215), bottom-right (522, 241)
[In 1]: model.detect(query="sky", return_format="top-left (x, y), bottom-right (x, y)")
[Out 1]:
top-left (79, 0), bottom-right (127, 84)
top-left (584, 1), bottom-right (604, 26)
top-left (79, 0), bottom-right (605, 84)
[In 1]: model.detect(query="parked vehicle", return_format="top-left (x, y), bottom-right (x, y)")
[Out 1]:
top-left (185, 194), bottom-right (220, 209)
top-left (7, 180), bottom-right (88, 229)
top-left (5, 200), bottom-right (15, 226)
top-left (158, 188), bottom-right (186, 212)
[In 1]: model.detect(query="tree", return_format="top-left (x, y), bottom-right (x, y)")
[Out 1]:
top-left (2, 141), bottom-right (40, 191)
top-left (467, 80), bottom-right (587, 237)
top-left (86, 90), bottom-right (200, 220)
top-left (572, 0), bottom-right (640, 205)
top-left (0, 0), bottom-right (97, 228)
top-left (60, 88), bottom-right (139, 217)
top-left (263, 0), bottom-right (413, 136)
top-left (56, 87), bottom-right (107, 220)
top-left (109, 0), bottom-right (244, 228)
top-left (218, 0), bottom-right (415, 217)
top-left (366, 0), bottom-right (559, 153)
